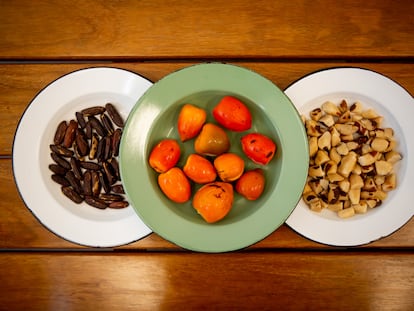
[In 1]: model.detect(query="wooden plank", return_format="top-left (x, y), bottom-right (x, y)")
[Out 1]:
top-left (0, 0), bottom-right (413, 59)
top-left (2, 157), bottom-right (414, 250)
top-left (1, 252), bottom-right (413, 310)
top-left (1, 62), bottom-right (414, 154)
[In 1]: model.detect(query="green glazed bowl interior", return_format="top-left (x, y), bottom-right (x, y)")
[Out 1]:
top-left (119, 63), bottom-right (309, 252)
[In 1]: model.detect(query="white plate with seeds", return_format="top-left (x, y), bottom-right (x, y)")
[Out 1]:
top-left (13, 67), bottom-right (153, 247)
top-left (285, 67), bottom-right (414, 246)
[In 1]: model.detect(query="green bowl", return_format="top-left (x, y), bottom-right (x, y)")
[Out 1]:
top-left (119, 63), bottom-right (308, 252)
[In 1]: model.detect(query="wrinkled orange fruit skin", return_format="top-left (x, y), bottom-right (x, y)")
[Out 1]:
top-left (194, 123), bottom-right (230, 156)
top-left (235, 169), bottom-right (265, 200)
top-left (192, 182), bottom-right (234, 223)
top-left (149, 139), bottom-right (181, 173)
top-left (212, 96), bottom-right (252, 132)
top-left (183, 153), bottom-right (217, 184)
top-left (177, 104), bottom-right (207, 142)
top-left (213, 153), bottom-right (245, 182)
top-left (241, 133), bottom-right (276, 165)
top-left (158, 167), bottom-right (191, 203)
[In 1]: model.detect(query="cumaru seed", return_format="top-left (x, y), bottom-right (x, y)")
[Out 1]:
top-left (105, 103), bottom-right (124, 127)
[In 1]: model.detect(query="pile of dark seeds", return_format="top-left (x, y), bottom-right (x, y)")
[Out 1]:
top-left (49, 103), bottom-right (129, 209)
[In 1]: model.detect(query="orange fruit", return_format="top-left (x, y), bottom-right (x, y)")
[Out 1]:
top-left (158, 167), bottom-right (191, 203)
top-left (149, 139), bottom-right (181, 173)
top-left (192, 182), bottom-right (234, 223)
top-left (177, 104), bottom-right (207, 142)
top-left (235, 169), bottom-right (265, 200)
top-left (183, 154), bottom-right (217, 184)
top-left (212, 95), bottom-right (252, 131)
top-left (194, 123), bottom-right (230, 156)
top-left (213, 153), bottom-right (245, 182)
top-left (241, 133), bottom-right (276, 165)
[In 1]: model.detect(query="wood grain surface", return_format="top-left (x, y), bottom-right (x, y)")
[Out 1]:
top-left (1, 252), bottom-right (413, 310)
top-left (1, 1), bottom-right (413, 310)
top-left (0, 0), bottom-right (413, 60)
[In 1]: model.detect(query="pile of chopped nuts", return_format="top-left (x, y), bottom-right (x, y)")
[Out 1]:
top-left (302, 99), bottom-right (402, 218)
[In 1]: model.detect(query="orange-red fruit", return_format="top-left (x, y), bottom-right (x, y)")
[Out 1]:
top-left (241, 133), bottom-right (276, 165)
top-left (212, 96), bottom-right (252, 132)
top-left (183, 154), bottom-right (217, 184)
top-left (213, 153), bottom-right (245, 182)
top-left (158, 167), bottom-right (191, 203)
top-left (236, 169), bottom-right (265, 200)
top-left (177, 104), bottom-right (207, 142)
top-left (148, 139), bottom-right (181, 173)
top-left (194, 123), bottom-right (230, 156)
top-left (192, 182), bottom-right (234, 223)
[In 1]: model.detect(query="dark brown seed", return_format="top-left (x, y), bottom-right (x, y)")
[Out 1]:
top-left (49, 164), bottom-right (68, 175)
top-left (85, 196), bottom-right (107, 209)
top-left (63, 120), bottom-right (78, 148)
top-left (51, 174), bottom-right (70, 186)
top-left (82, 171), bottom-right (92, 196)
top-left (79, 161), bottom-right (101, 170)
top-left (65, 171), bottom-right (82, 194)
top-left (111, 184), bottom-right (125, 194)
top-left (91, 171), bottom-right (101, 196)
top-left (108, 157), bottom-right (120, 181)
top-left (89, 133), bottom-right (99, 160)
top-left (99, 193), bottom-right (124, 202)
top-left (70, 157), bottom-right (83, 180)
top-left (99, 171), bottom-right (111, 194)
top-left (96, 137), bottom-right (105, 162)
top-left (54, 120), bottom-right (67, 145)
top-left (88, 116), bottom-right (107, 137)
top-left (75, 128), bottom-right (89, 156)
top-left (61, 186), bottom-right (83, 204)
top-left (81, 106), bottom-right (106, 117)
top-left (103, 136), bottom-right (112, 161)
top-left (100, 113), bottom-right (114, 135)
top-left (85, 121), bottom-right (93, 139)
top-left (76, 111), bottom-right (87, 128)
top-left (112, 128), bottom-right (122, 157)
top-left (103, 161), bottom-right (116, 185)
top-left (105, 103), bottom-right (124, 127)
top-left (72, 140), bottom-right (83, 160)
top-left (51, 152), bottom-right (71, 170)
top-left (50, 144), bottom-right (74, 157)
top-left (108, 201), bottom-right (129, 209)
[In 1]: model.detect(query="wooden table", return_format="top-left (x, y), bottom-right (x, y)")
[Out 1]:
top-left (1, 1), bottom-right (413, 310)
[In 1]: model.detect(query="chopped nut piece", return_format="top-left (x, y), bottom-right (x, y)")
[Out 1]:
top-left (338, 207), bottom-right (355, 218)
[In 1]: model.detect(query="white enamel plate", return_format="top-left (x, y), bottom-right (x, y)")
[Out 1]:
top-left (13, 67), bottom-right (153, 247)
top-left (285, 67), bottom-right (414, 246)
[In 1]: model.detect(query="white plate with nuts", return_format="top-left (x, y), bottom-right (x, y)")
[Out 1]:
top-left (285, 67), bottom-right (414, 246)
top-left (13, 67), bottom-right (153, 247)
